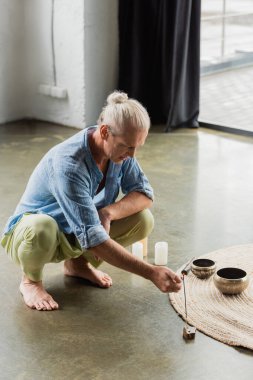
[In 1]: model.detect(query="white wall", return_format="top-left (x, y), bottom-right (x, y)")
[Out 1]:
top-left (84, 0), bottom-right (118, 126)
top-left (24, 0), bottom-right (86, 128)
top-left (0, 0), bottom-right (118, 128)
top-left (0, 0), bottom-right (25, 124)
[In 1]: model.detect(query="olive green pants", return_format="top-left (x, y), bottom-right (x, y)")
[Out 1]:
top-left (1, 210), bottom-right (154, 282)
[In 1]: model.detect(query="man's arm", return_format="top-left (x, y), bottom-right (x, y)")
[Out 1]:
top-left (98, 191), bottom-right (152, 233)
top-left (89, 238), bottom-right (182, 293)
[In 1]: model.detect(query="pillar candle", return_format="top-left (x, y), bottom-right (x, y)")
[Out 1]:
top-left (154, 242), bottom-right (168, 265)
top-left (139, 237), bottom-right (148, 257)
top-left (132, 242), bottom-right (144, 260)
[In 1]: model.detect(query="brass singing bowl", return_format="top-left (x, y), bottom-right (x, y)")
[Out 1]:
top-left (213, 267), bottom-right (249, 295)
top-left (191, 258), bottom-right (216, 279)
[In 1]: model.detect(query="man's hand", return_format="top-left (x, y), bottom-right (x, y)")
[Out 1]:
top-left (98, 207), bottom-right (111, 234)
top-left (91, 238), bottom-right (182, 294)
top-left (150, 266), bottom-right (182, 293)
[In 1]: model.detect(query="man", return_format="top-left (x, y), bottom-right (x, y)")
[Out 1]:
top-left (1, 91), bottom-right (181, 311)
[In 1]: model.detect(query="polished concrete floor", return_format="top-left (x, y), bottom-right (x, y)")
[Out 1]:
top-left (1, 120), bottom-right (253, 380)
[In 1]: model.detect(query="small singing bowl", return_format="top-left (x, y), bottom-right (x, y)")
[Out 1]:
top-left (213, 267), bottom-right (249, 295)
top-left (191, 258), bottom-right (216, 279)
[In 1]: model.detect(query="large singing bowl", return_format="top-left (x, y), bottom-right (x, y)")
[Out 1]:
top-left (213, 267), bottom-right (249, 295)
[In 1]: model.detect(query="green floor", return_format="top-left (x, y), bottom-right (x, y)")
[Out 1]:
top-left (0, 121), bottom-right (253, 380)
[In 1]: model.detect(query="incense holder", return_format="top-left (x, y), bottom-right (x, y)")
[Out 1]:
top-left (213, 267), bottom-right (249, 295)
top-left (191, 258), bottom-right (216, 279)
top-left (183, 325), bottom-right (196, 340)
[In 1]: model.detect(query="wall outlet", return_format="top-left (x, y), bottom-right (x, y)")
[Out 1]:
top-left (38, 84), bottom-right (68, 99)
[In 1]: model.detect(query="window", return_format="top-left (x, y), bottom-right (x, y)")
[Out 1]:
top-left (200, 0), bottom-right (253, 133)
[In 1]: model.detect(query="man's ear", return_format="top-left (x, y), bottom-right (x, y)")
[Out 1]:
top-left (100, 124), bottom-right (110, 140)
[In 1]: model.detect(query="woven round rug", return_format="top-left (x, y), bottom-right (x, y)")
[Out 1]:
top-left (169, 244), bottom-right (253, 350)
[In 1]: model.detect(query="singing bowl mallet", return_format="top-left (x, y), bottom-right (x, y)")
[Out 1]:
top-left (181, 257), bottom-right (197, 340)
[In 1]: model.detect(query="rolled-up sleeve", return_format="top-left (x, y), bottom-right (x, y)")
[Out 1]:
top-left (121, 158), bottom-right (154, 201)
top-left (50, 167), bottom-right (109, 250)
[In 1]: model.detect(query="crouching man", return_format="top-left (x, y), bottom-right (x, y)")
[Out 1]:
top-left (1, 91), bottom-right (181, 311)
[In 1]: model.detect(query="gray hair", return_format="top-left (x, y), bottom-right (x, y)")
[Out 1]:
top-left (97, 91), bottom-right (150, 135)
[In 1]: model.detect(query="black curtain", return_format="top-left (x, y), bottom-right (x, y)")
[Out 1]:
top-left (118, 0), bottom-right (201, 132)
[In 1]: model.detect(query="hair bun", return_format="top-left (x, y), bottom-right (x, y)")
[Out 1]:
top-left (107, 91), bottom-right (128, 105)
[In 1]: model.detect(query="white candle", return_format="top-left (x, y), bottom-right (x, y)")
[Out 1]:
top-left (154, 242), bottom-right (168, 265)
top-left (132, 242), bottom-right (144, 260)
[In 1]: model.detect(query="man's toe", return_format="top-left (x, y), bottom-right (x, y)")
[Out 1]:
top-left (35, 302), bottom-right (43, 310)
top-left (49, 299), bottom-right (59, 310)
top-left (102, 276), bottom-right (112, 287)
top-left (42, 300), bottom-right (53, 310)
top-left (103, 273), bottom-right (112, 284)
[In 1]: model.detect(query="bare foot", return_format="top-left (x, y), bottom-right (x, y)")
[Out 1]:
top-left (64, 257), bottom-right (113, 288)
top-left (20, 276), bottom-right (59, 311)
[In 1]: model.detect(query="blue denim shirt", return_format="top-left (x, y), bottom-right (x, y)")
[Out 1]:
top-left (3, 126), bottom-right (154, 249)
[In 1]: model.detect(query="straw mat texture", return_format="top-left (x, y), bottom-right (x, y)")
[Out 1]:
top-left (169, 244), bottom-right (253, 349)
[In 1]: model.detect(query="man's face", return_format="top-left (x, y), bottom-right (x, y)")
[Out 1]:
top-left (102, 125), bottom-right (148, 164)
